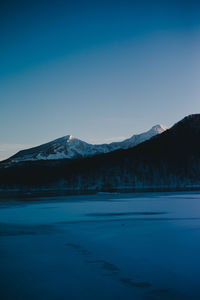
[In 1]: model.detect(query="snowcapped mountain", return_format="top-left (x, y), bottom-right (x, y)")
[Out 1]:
top-left (8, 124), bottom-right (167, 162)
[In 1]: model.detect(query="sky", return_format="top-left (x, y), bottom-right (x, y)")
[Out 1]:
top-left (0, 0), bottom-right (200, 160)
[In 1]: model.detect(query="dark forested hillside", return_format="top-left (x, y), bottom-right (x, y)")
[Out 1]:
top-left (0, 114), bottom-right (200, 193)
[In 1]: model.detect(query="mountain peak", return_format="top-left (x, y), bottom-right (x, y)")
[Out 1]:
top-left (63, 135), bottom-right (75, 142)
top-left (69, 135), bottom-right (74, 140)
top-left (151, 124), bottom-right (168, 132)
top-left (6, 124), bottom-right (167, 163)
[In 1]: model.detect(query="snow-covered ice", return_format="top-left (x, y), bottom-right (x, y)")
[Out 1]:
top-left (0, 191), bottom-right (200, 299)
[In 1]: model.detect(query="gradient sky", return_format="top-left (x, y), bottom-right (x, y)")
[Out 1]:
top-left (0, 0), bottom-right (200, 160)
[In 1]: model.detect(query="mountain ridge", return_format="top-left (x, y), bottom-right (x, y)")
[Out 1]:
top-left (6, 124), bottom-right (167, 163)
top-left (0, 114), bottom-right (199, 193)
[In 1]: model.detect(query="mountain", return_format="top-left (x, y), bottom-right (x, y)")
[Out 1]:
top-left (1, 114), bottom-right (200, 193)
top-left (7, 124), bottom-right (167, 163)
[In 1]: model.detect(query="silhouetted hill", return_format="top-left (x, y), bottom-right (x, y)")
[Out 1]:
top-left (0, 114), bottom-right (200, 193)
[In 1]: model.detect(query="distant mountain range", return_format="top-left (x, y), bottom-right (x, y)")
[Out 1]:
top-left (0, 114), bottom-right (200, 193)
top-left (6, 124), bottom-right (166, 162)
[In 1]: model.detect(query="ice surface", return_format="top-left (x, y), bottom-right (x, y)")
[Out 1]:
top-left (0, 192), bottom-right (200, 299)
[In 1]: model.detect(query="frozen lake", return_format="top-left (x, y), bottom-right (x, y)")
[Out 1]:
top-left (1, 192), bottom-right (200, 300)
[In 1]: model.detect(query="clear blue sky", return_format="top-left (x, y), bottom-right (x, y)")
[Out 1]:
top-left (0, 0), bottom-right (200, 160)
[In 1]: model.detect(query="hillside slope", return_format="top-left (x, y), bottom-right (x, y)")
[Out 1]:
top-left (0, 115), bottom-right (199, 192)
top-left (6, 125), bottom-right (166, 162)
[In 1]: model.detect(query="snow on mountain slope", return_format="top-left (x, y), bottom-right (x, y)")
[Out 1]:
top-left (9, 125), bottom-right (167, 162)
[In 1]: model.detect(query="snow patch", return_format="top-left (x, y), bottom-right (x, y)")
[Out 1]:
top-left (9, 124), bottom-right (167, 162)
